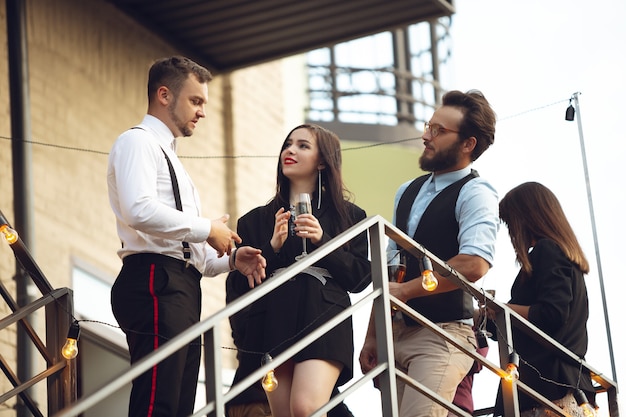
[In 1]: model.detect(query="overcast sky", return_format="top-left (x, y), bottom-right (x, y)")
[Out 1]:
top-left (448, 0), bottom-right (625, 413)
top-left (346, 1), bottom-right (625, 415)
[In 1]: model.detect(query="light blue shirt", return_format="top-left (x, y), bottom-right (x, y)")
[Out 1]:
top-left (389, 166), bottom-right (498, 266)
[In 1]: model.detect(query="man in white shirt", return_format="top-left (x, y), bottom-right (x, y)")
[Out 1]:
top-left (107, 56), bottom-right (266, 417)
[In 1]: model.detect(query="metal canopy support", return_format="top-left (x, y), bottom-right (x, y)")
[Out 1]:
top-left (6, 1), bottom-right (37, 416)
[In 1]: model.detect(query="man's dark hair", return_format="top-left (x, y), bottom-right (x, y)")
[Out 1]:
top-left (147, 56), bottom-right (213, 100)
top-left (442, 89), bottom-right (496, 161)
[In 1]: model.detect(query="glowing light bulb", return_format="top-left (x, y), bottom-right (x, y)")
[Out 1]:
top-left (574, 389), bottom-right (596, 417)
top-left (261, 353), bottom-right (278, 392)
top-left (504, 363), bottom-right (519, 382)
top-left (61, 321), bottom-right (80, 360)
top-left (503, 352), bottom-right (519, 382)
top-left (420, 257), bottom-right (438, 291)
top-left (262, 369), bottom-right (278, 392)
top-left (580, 404), bottom-right (596, 417)
top-left (62, 338), bottom-right (78, 360)
top-left (0, 224), bottom-right (18, 244)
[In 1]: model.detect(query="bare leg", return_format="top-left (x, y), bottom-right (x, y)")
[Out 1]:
top-left (291, 359), bottom-right (342, 417)
top-left (266, 359), bottom-right (295, 417)
top-left (267, 359), bottom-right (342, 417)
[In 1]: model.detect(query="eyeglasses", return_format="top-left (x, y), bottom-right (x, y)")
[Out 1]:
top-left (423, 122), bottom-right (460, 138)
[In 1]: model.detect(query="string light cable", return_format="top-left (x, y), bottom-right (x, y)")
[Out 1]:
top-left (0, 97), bottom-right (571, 159)
top-left (10, 221), bottom-right (599, 413)
top-left (413, 251), bottom-right (600, 412)
top-left (3, 96), bottom-right (599, 405)
top-left (42, 254), bottom-right (374, 356)
top-left (487, 305), bottom-right (601, 410)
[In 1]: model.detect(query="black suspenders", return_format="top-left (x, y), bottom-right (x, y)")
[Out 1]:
top-left (130, 126), bottom-right (191, 265)
top-left (160, 149), bottom-right (192, 265)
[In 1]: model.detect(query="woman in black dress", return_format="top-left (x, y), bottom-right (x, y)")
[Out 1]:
top-left (227, 124), bottom-right (370, 417)
top-left (492, 182), bottom-right (597, 416)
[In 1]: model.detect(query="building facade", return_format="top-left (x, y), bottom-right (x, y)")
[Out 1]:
top-left (0, 0), bottom-right (300, 413)
top-left (0, 0), bottom-right (443, 414)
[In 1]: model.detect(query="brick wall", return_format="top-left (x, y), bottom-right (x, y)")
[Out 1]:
top-left (0, 0), bottom-right (294, 411)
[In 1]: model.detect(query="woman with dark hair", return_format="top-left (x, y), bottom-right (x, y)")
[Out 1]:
top-left (226, 124), bottom-right (370, 417)
top-left (492, 181), bottom-right (597, 416)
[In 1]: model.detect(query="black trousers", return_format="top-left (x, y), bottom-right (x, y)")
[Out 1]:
top-left (111, 253), bottom-right (202, 417)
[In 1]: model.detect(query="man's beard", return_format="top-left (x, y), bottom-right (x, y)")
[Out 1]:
top-left (168, 97), bottom-right (193, 137)
top-left (419, 140), bottom-right (462, 172)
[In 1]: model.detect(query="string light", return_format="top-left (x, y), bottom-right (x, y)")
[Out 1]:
top-left (261, 353), bottom-right (278, 392)
top-left (503, 352), bottom-right (520, 382)
top-left (574, 389), bottom-right (596, 417)
top-left (419, 256), bottom-right (438, 291)
top-left (565, 98), bottom-right (575, 121)
top-left (0, 224), bottom-right (18, 244)
top-left (61, 320), bottom-right (80, 359)
top-left (0, 97), bottom-right (570, 157)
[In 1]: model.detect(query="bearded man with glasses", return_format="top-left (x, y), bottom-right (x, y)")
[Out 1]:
top-left (359, 90), bottom-right (499, 417)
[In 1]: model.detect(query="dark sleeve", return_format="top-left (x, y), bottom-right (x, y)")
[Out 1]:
top-left (226, 206), bottom-right (283, 347)
top-left (237, 205), bottom-right (294, 273)
top-left (315, 204), bottom-right (371, 293)
top-left (523, 239), bottom-right (576, 335)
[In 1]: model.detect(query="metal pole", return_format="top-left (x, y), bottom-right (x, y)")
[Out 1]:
top-left (6, 0), bottom-right (37, 415)
top-left (571, 91), bottom-right (617, 382)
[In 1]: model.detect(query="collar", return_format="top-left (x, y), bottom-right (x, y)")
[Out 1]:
top-left (140, 114), bottom-right (177, 151)
top-left (429, 166), bottom-right (472, 192)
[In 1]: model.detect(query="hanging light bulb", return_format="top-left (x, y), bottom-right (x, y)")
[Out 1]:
top-left (565, 99), bottom-right (576, 121)
top-left (261, 353), bottom-right (278, 392)
top-left (61, 320), bottom-right (81, 359)
top-left (420, 256), bottom-right (438, 291)
top-left (475, 328), bottom-right (490, 349)
top-left (503, 352), bottom-right (519, 382)
top-left (0, 224), bottom-right (18, 245)
top-left (574, 389), bottom-right (596, 417)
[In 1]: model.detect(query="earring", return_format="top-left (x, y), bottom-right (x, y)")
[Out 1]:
top-left (317, 169), bottom-right (322, 210)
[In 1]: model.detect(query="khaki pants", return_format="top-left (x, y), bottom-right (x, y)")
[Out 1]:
top-left (393, 319), bottom-right (476, 417)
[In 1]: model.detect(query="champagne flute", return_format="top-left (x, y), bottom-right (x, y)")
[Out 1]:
top-left (295, 193), bottom-right (312, 260)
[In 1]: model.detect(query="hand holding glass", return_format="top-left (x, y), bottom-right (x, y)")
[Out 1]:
top-left (387, 250), bottom-right (406, 283)
top-left (387, 250), bottom-right (406, 314)
top-left (295, 193), bottom-right (312, 260)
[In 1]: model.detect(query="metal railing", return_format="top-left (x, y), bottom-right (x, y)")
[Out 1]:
top-left (0, 209), bottom-right (77, 416)
top-left (50, 215), bottom-right (618, 416)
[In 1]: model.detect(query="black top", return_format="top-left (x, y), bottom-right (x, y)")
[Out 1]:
top-left (225, 195), bottom-right (371, 408)
top-left (492, 238), bottom-right (596, 413)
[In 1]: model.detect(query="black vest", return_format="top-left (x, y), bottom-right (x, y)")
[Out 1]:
top-left (395, 170), bottom-right (478, 325)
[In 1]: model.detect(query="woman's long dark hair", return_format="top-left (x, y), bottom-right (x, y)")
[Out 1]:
top-left (499, 182), bottom-right (589, 275)
top-left (273, 123), bottom-right (353, 236)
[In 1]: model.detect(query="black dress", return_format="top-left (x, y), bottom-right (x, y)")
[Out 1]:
top-left (227, 196), bottom-right (371, 398)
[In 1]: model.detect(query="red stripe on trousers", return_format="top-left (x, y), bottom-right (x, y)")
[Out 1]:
top-left (147, 263), bottom-right (158, 417)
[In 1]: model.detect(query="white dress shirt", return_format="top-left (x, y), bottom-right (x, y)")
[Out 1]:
top-left (107, 114), bottom-right (230, 276)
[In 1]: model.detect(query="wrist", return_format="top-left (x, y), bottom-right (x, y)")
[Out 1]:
top-left (229, 248), bottom-right (238, 270)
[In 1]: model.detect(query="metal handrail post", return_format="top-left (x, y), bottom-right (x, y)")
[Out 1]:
top-left (46, 289), bottom-right (77, 414)
top-left (203, 327), bottom-right (223, 417)
top-left (369, 219), bottom-right (399, 417)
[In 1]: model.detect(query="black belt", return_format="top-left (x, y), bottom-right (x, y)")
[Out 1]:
top-left (123, 253), bottom-right (201, 279)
